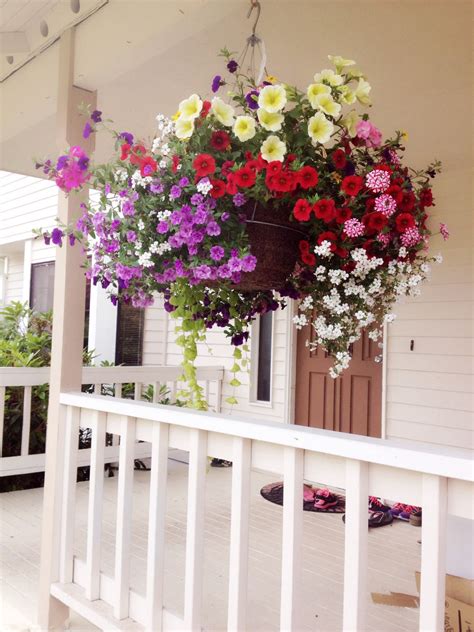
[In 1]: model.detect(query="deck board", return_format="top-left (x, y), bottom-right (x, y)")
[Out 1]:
top-left (1, 457), bottom-right (421, 630)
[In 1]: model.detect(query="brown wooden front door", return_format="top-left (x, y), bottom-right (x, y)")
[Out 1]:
top-left (295, 324), bottom-right (382, 437)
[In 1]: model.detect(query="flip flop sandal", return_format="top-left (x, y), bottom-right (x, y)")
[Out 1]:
top-left (314, 488), bottom-right (339, 510)
top-left (368, 510), bottom-right (393, 528)
top-left (303, 485), bottom-right (316, 502)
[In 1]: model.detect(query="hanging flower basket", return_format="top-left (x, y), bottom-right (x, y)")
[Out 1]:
top-left (37, 50), bottom-right (448, 407)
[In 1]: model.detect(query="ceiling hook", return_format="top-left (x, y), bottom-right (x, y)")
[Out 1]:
top-left (247, 0), bottom-right (261, 38)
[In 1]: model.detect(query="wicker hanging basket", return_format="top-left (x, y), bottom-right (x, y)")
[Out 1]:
top-left (233, 201), bottom-right (307, 292)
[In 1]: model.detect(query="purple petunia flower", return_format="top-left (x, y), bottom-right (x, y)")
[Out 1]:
top-left (51, 227), bottom-right (64, 246)
top-left (193, 209), bottom-right (208, 224)
top-left (217, 263), bottom-right (232, 279)
top-left (110, 219), bottom-right (121, 231)
top-left (241, 254), bottom-right (257, 272)
top-left (179, 176), bottom-right (189, 187)
top-left (43, 233), bottom-right (51, 245)
top-left (69, 234), bottom-right (76, 246)
top-left (170, 185), bottom-right (182, 200)
top-left (210, 245), bottom-right (225, 261)
top-left (212, 74), bottom-right (223, 93)
top-left (245, 90), bottom-right (259, 110)
top-left (221, 212), bottom-right (230, 222)
top-left (233, 192), bottom-right (247, 207)
top-left (56, 155), bottom-right (69, 170)
top-left (150, 180), bottom-right (164, 194)
top-left (206, 221), bottom-right (221, 236)
top-left (104, 183), bottom-right (111, 195)
top-left (157, 221), bottom-right (169, 234)
top-left (119, 132), bottom-right (134, 144)
top-left (83, 122), bottom-right (92, 139)
top-left (227, 59), bottom-right (238, 73)
top-left (91, 109), bottom-right (102, 123)
top-left (126, 230), bottom-right (137, 242)
top-left (121, 200), bottom-right (135, 216)
top-left (190, 193), bottom-right (204, 206)
top-left (77, 155), bottom-right (89, 171)
top-left (110, 295), bottom-right (118, 306)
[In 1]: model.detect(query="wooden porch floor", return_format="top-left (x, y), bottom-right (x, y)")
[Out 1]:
top-left (1, 454), bottom-right (421, 631)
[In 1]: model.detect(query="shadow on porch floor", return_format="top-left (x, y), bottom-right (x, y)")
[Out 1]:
top-left (1, 454), bottom-right (421, 631)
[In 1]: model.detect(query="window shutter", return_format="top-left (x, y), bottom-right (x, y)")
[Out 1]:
top-left (115, 302), bottom-right (144, 366)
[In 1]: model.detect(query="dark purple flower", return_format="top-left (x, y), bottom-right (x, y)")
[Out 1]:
top-left (227, 59), bottom-right (238, 73)
top-left (77, 155), bottom-right (89, 171)
top-left (69, 234), bottom-right (76, 246)
top-left (179, 176), bottom-right (190, 187)
top-left (43, 232), bottom-right (51, 245)
top-left (110, 295), bottom-right (118, 306)
top-left (51, 228), bottom-right (64, 246)
top-left (245, 90), bottom-right (259, 110)
top-left (91, 109), bottom-right (102, 123)
top-left (43, 160), bottom-right (52, 175)
top-left (83, 122), bottom-right (92, 139)
top-left (101, 278), bottom-right (110, 289)
top-left (119, 132), bottom-right (134, 144)
top-left (110, 219), bottom-right (121, 231)
top-left (221, 212), bottom-right (230, 221)
top-left (56, 155), bottom-right (69, 170)
top-left (212, 74), bottom-right (224, 93)
top-left (233, 192), bottom-right (246, 207)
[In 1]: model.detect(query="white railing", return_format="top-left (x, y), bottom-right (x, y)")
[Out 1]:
top-left (50, 391), bottom-right (473, 632)
top-left (0, 365), bottom-right (223, 477)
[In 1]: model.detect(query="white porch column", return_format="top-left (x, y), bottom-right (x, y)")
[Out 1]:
top-left (37, 27), bottom-right (96, 630)
top-left (21, 238), bottom-right (32, 305)
top-left (88, 280), bottom-right (117, 363)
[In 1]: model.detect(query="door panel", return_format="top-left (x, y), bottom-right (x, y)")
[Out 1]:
top-left (295, 324), bottom-right (382, 438)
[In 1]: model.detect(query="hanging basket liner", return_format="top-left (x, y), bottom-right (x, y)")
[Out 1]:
top-left (233, 200), bottom-right (308, 292)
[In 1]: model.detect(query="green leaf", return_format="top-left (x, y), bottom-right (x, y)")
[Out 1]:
top-left (225, 396), bottom-right (238, 406)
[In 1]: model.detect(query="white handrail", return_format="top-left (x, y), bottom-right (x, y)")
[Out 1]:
top-left (59, 391), bottom-right (473, 482)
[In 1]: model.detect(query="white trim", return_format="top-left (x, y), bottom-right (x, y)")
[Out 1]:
top-left (285, 300), bottom-right (297, 425)
top-left (22, 239), bottom-right (32, 305)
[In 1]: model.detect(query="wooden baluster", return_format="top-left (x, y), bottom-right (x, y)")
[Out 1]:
top-left (21, 386), bottom-right (32, 456)
top-left (114, 415), bottom-right (136, 620)
top-left (94, 383), bottom-right (101, 395)
top-left (184, 428), bottom-right (208, 631)
top-left (134, 382), bottom-right (142, 401)
top-left (280, 446), bottom-right (304, 631)
top-left (114, 383), bottom-right (122, 399)
top-left (85, 411), bottom-right (106, 600)
top-left (215, 378), bottom-right (222, 413)
top-left (0, 385), bottom-right (6, 456)
top-left (145, 423), bottom-right (169, 632)
top-left (59, 406), bottom-right (80, 583)
top-left (170, 381), bottom-right (177, 404)
top-left (152, 382), bottom-right (161, 404)
top-left (419, 474), bottom-right (447, 632)
top-left (227, 437), bottom-right (251, 632)
top-left (342, 459), bottom-right (369, 631)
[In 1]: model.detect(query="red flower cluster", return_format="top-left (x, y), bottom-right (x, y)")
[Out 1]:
top-left (119, 143), bottom-right (157, 177)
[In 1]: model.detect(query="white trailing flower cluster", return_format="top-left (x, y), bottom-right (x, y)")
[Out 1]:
top-left (294, 247), bottom-right (442, 378)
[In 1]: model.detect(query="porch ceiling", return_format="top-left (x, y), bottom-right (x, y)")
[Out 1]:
top-left (0, 1), bottom-right (472, 178)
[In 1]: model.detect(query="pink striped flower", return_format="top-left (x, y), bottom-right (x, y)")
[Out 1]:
top-left (440, 223), bottom-right (450, 240)
top-left (343, 218), bottom-right (365, 238)
top-left (365, 169), bottom-right (391, 193)
top-left (375, 193), bottom-right (397, 216)
top-left (400, 227), bottom-right (421, 247)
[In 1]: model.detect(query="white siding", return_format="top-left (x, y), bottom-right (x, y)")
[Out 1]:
top-left (4, 253), bottom-right (24, 304)
top-left (144, 298), bottom-right (292, 422)
top-left (385, 168), bottom-right (474, 450)
top-left (0, 170), bottom-right (57, 245)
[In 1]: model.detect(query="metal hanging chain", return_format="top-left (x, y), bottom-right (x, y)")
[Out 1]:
top-left (236, 0), bottom-right (268, 86)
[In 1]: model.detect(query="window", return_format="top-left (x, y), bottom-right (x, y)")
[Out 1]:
top-left (30, 262), bottom-right (55, 312)
top-left (255, 311), bottom-right (273, 402)
top-left (115, 302), bottom-right (145, 366)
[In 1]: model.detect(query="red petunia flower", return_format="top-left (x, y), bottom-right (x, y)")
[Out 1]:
top-left (334, 246), bottom-right (349, 258)
top-left (297, 166), bottom-right (319, 190)
top-left (210, 131), bottom-right (231, 151)
top-left (293, 199), bottom-right (312, 222)
top-left (172, 155), bottom-right (180, 173)
top-left (399, 190), bottom-right (416, 212)
top-left (266, 161), bottom-right (282, 176)
top-left (210, 178), bottom-right (226, 198)
top-left (395, 212), bottom-right (416, 232)
top-left (419, 188), bottom-right (434, 207)
top-left (246, 159), bottom-right (260, 172)
top-left (335, 207), bottom-right (352, 223)
top-left (120, 143), bottom-right (131, 160)
top-left (363, 212), bottom-right (388, 233)
top-left (313, 199), bottom-right (336, 223)
top-left (299, 240), bottom-right (310, 253)
top-left (386, 183), bottom-right (403, 204)
top-left (201, 100), bottom-right (211, 118)
top-left (341, 175), bottom-right (364, 197)
top-left (331, 149), bottom-right (347, 170)
top-left (221, 160), bottom-right (235, 177)
top-left (130, 144), bottom-right (147, 166)
top-left (365, 198), bottom-right (376, 213)
top-left (269, 171), bottom-right (294, 192)
top-left (256, 154), bottom-right (268, 170)
top-left (193, 153), bottom-right (216, 178)
top-left (286, 153), bottom-right (297, 165)
top-left (140, 155), bottom-right (157, 177)
top-left (234, 166), bottom-right (256, 188)
top-left (226, 173), bottom-right (238, 195)
top-left (302, 252), bottom-right (316, 266)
